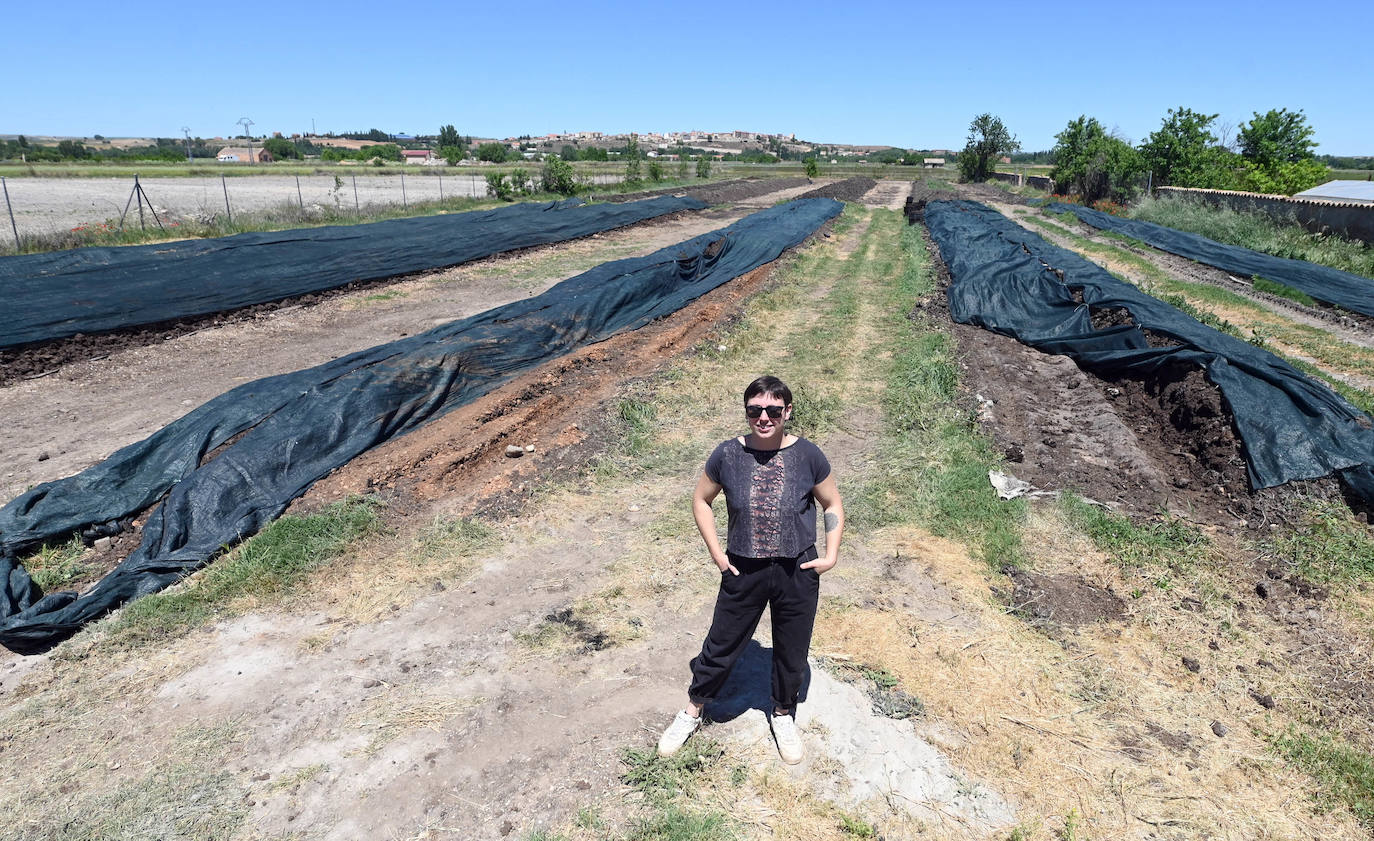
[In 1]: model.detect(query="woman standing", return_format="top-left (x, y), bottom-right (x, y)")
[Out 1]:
top-left (657, 375), bottom-right (844, 764)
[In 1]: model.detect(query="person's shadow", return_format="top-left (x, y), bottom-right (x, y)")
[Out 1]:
top-left (704, 639), bottom-right (811, 723)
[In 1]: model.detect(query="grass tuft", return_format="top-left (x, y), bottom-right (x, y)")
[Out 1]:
top-left (1058, 493), bottom-right (1210, 571)
top-left (104, 496), bottom-right (383, 646)
top-left (1266, 500), bottom-right (1374, 583)
top-left (22, 534), bottom-right (95, 592)
top-left (1272, 727), bottom-right (1374, 828)
top-left (1252, 276), bottom-right (1318, 307)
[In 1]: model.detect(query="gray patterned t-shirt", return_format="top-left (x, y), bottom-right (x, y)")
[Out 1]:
top-left (704, 437), bottom-right (831, 559)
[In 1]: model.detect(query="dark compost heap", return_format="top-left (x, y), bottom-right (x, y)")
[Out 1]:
top-left (925, 200), bottom-right (1374, 502)
top-left (1048, 202), bottom-right (1374, 318)
top-left (0, 195), bottom-right (706, 350)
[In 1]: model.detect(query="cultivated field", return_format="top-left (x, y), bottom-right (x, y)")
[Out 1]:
top-left (3, 176), bottom-right (1374, 841)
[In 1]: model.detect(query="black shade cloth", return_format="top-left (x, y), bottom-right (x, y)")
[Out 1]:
top-left (0, 196), bottom-right (706, 349)
top-left (1048, 202), bottom-right (1374, 317)
top-left (0, 198), bottom-right (842, 653)
top-left (926, 200), bottom-right (1374, 501)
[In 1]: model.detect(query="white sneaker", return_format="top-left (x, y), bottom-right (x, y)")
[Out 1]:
top-left (657, 709), bottom-right (701, 757)
top-left (771, 713), bottom-right (804, 764)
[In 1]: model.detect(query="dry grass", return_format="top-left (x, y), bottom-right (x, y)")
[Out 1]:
top-left (801, 503), bottom-right (1368, 840)
top-left (346, 689), bottom-right (484, 756)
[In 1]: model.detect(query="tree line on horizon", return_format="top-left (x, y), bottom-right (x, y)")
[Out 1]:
top-left (957, 108), bottom-right (1355, 204)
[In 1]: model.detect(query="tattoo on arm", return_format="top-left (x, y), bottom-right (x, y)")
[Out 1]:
top-left (825, 512), bottom-right (839, 533)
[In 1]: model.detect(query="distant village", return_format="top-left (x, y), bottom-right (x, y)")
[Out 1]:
top-left (0, 129), bottom-right (950, 166)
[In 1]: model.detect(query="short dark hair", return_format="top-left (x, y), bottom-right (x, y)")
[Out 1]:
top-left (744, 375), bottom-right (791, 406)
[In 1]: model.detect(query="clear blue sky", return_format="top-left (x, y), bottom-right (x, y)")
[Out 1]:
top-left (9, 0), bottom-right (1370, 155)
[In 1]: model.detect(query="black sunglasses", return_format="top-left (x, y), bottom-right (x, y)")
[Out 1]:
top-left (745, 405), bottom-right (785, 419)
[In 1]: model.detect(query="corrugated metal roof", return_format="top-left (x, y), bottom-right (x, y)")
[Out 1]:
top-left (1295, 180), bottom-right (1374, 203)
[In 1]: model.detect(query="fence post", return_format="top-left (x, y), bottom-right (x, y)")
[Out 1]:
top-left (438, 170), bottom-right (443, 202)
top-left (401, 171), bottom-right (407, 209)
top-left (222, 175), bottom-right (232, 223)
top-left (352, 176), bottom-right (359, 213)
top-left (2, 177), bottom-right (19, 250)
top-left (296, 175), bottom-right (304, 211)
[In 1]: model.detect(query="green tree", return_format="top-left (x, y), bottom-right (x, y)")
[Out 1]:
top-left (540, 155), bottom-right (579, 195)
top-left (676, 159), bottom-right (689, 179)
top-left (956, 113), bottom-right (1019, 182)
top-left (696, 156), bottom-right (711, 178)
top-left (1239, 108), bottom-right (1317, 170)
top-left (804, 157), bottom-right (820, 178)
top-left (1049, 116), bottom-right (1145, 203)
top-left (560, 144), bottom-right (579, 161)
top-left (624, 133), bottom-right (642, 182)
top-left (438, 124), bottom-right (460, 148)
top-left (579, 147), bottom-right (608, 162)
top-left (262, 137), bottom-right (302, 160)
top-left (1139, 107), bottom-right (1235, 188)
top-left (438, 145), bottom-right (465, 166)
top-left (647, 159), bottom-right (664, 182)
top-left (1234, 108), bottom-right (1325, 194)
top-left (1236, 158), bottom-right (1328, 195)
top-left (360, 143), bottom-right (402, 162)
top-left (56, 139), bottom-right (90, 160)
top-left (476, 142), bottom-right (509, 163)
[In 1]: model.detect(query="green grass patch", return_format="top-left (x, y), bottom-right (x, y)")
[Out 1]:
top-left (1252, 275), bottom-right (1318, 307)
top-left (103, 497), bottom-right (383, 646)
top-left (1129, 195), bottom-right (1374, 281)
top-left (1266, 500), bottom-right (1374, 583)
top-left (621, 739), bottom-right (724, 802)
top-left (849, 221), bottom-right (1024, 567)
top-left (1058, 494), bottom-right (1209, 571)
top-left (1272, 727), bottom-right (1374, 828)
top-left (22, 534), bottom-right (95, 592)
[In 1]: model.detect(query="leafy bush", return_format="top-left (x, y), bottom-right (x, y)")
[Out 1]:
top-left (647, 159), bottom-right (664, 182)
top-left (1049, 116), bottom-right (1144, 204)
top-left (438, 145), bottom-right (465, 166)
top-left (804, 158), bottom-right (820, 178)
top-left (540, 156), bottom-right (579, 195)
top-left (696, 156), bottom-right (711, 178)
top-left (1139, 107), bottom-right (1236, 189)
top-left (485, 172), bottom-right (514, 201)
top-left (261, 137), bottom-right (302, 160)
top-left (476, 142), bottom-right (509, 163)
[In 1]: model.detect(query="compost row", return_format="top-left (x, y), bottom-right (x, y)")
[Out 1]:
top-left (0, 198), bottom-right (843, 653)
top-left (0, 195), bottom-right (707, 350)
top-left (1049, 202), bottom-right (1374, 318)
top-left (925, 200), bottom-right (1374, 501)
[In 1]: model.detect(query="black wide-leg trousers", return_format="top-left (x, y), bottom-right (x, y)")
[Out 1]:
top-left (687, 546), bottom-right (820, 716)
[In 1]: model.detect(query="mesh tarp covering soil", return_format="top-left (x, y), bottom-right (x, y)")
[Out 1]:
top-left (1048, 202), bottom-right (1374, 317)
top-left (926, 200), bottom-right (1374, 498)
top-left (0, 198), bottom-right (842, 653)
top-left (0, 196), bottom-right (706, 350)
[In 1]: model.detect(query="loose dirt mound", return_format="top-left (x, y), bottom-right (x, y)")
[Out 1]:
top-left (797, 177), bottom-right (877, 203)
